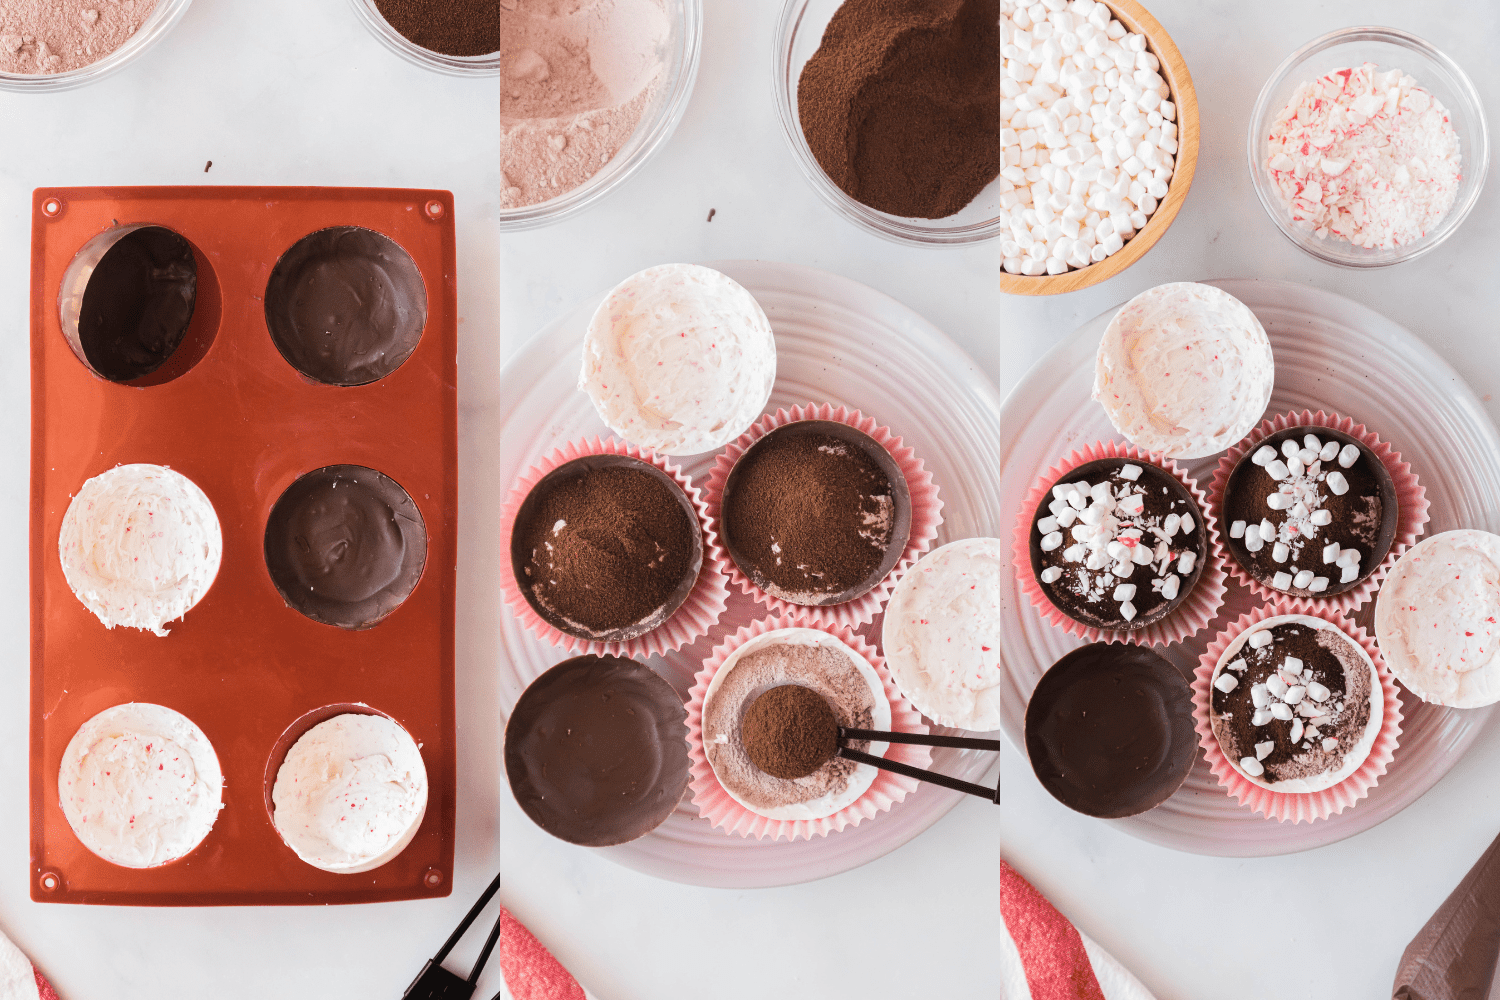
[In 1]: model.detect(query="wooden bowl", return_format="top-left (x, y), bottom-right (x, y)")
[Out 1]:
top-left (999, 0), bottom-right (1199, 296)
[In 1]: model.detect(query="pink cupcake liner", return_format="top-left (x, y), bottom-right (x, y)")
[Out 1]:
top-left (1012, 438), bottom-right (1228, 648)
top-left (701, 403), bottom-right (943, 629)
top-left (1208, 409), bottom-right (1429, 614)
top-left (498, 436), bottom-right (729, 659)
top-left (684, 614), bottom-right (931, 841)
top-left (1190, 598), bottom-right (1404, 824)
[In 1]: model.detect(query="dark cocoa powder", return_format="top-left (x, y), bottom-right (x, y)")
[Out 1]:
top-left (741, 684), bottom-right (838, 780)
top-left (375, 0), bottom-right (499, 58)
top-left (797, 0), bottom-right (1000, 219)
top-left (518, 465), bottom-right (695, 634)
top-left (723, 431), bottom-right (895, 602)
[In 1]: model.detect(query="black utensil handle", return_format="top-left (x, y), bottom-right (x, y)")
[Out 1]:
top-left (839, 727), bottom-right (1000, 752)
top-left (837, 745), bottom-right (998, 801)
top-left (434, 872), bottom-right (500, 964)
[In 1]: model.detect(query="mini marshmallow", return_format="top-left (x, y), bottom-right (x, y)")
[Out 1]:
top-left (1326, 470), bottom-right (1350, 495)
top-left (1181, 514), bottom-right (1195, 534)
top-left (1270, 703), bottom-right (1294, 721)
top-left (1323, 542), bottom-right (1340, 563)
top-left (1283, 656), bottom-right (1303, 675)
top-left (1162, 513), bottom-right (1180, 537)
top-left (1041, 532), bottom-right (1063, 551)
top-left (1112, 583), bottom-right (1137, 601)
top-left (1259, 519), bottom-right (1276, 542)
top-left (1266, 459), bottom-right (1290, 480)
top-left (1230, 520), bottom-right (1246, 538)
top-left (1240, 756), bottom-right (1265, 776)
top-left (1303, 433), bottom-right (1322, 452)
top-left (1119, 600), bottom-right (1137, 621)
top-left (1272, 542), bottom-right (1289, 563)
top-left (1119, 463), bottom-right (1142, 480)
top-left (1284, 685), bottom-right (1307, 705)
top-left (1281, 440), bottom-right (1300, 459)
top-left (1177, 551), bottom-right (1196, 574)
top-left (1251, 710), bottom-right (1272, 727)
top-left (1267, 492), bottom-right (1292, 511)
top-left (1117, 493), bottom-right (1145, 516)
top-left (1159, 574), bottom-right (1179, 600)
top-left (1245, 530), bottom-right (1265, 553)
top-left (1273, 571), bottom-right (1293, 590)
top-left (1340, 564), bottom-right (1360, 583)
top-left (1228, 658), bottom-right (1248, 673)
top-left (1319, 441), bottom-right (1340, 463)
top-left (1250, 684), bottom-right (1270, 708)
top-left (1248, 630), bottom-right (1274, 649)
top-left (1041, 566), bottom-right (1063, 583)
top-left (1251, 445), bottom-right (1276, 466)
top-left (1322, 738), bottom-right (1339, 752)
top-left (1214, 672), bottom-right (1239, 693)
top-left (1338, 444), bottom-right (1360, 468)
top-left (1306, 681), bottom-right (1330, 702)
top-left (1038, 516), bottom-right (1061, 534)
top-left (1290, 718), bottom-right (1304, 744)
top-left (1266, 674), bottom-right (1289, 698)
top-left (1293, 569), bottom-right (1314, 588)
top-left (1309, 576), bottom-right (1329, 592)
top-left (1310, 509), bottom-right (1332, 526)
top-left (1254, 740), bottom-right (1274, 761)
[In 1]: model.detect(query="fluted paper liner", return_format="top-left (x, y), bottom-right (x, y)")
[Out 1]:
top-left (499, 436), bottom-right (729, 659)
top-left (1012, 439), bottom-right (1227, 648)
top-left (701, 403), bottom-right (943, 629)
top-left (684, 614), bottom-right (930, 841)
top-left (1209, 409), bottom-right (1429, 614)
top-left (1191, 598), bottom-right (1403, 823)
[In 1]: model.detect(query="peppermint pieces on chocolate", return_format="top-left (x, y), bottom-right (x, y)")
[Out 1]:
top-left (1266, 63), bottom-right (1461, 249)
top-left (1031, 457), bottom-right (1206, 631)
top-left (1223, 427), bottom-right (1399, 599)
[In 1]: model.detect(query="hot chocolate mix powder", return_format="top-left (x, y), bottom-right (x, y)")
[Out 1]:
top-left (0, 0), bottom-right (157, 74)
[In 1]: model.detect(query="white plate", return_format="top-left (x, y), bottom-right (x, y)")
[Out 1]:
top-left (499, 259), bottom-right (1002, 887)
top-left (999, 278), bottom-right (1500, 857)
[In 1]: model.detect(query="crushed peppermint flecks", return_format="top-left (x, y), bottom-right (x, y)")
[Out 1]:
top-left (1266, 62), bottom-right (1461, 249)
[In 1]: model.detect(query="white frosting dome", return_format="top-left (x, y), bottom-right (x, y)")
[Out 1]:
top-left (58, 703), bottom-right (223, 868)
top-left (1093, 282), bottom-right (1274, 460)
top-left (882, 538), bottom-right (1001, 731)
top-left (272, 713), bottom-right (428, 873)
top-left (580, 263), bottom-right (776, 456)
top-left (58, 463), bottom-right (222, 637)
top-left (1376, 530), bottom-right (1500, 708)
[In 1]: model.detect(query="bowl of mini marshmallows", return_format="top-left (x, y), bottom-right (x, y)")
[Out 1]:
top-left (1000, 0), bottom-right (1199, 295)
top-left (1248, 26), bottom-right (1488, 268)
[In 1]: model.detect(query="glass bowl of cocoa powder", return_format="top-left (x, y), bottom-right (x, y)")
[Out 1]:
top-left (348, 0), bottom-right (499, 76)
top-left (774, 0), bottom-right (1002, 246)
top-left (498, 0), bottom-right (703, 230)
top-left (0, 0), bottom-right (193, 93)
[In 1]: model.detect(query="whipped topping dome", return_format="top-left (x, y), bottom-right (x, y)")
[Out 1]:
top-left (1376, 530), bottom-right (1500, 708)
top-left (581, 263), bottom-right (776, 456)
top-left (58, 463), bottom-right (222, 637)
top-left (272, 713), bottom-right (428, 873)
top-left (58, 703), bottom-right (223, 869)
top-left (1093, 283), bottom-right (1274, 460)
top-left (883, 538), bottom-right (1000, 731)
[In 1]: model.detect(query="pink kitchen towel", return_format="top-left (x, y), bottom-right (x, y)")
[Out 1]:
top-left (0, 927), bottom-right (57, 1000)
top-left (1000, 862), bottom-right (1158, 1000)
top-left (500, 908), bottom-right (598, 1000)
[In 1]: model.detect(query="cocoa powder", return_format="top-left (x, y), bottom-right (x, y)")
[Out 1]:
top-left (518, 464), bottom-right (696, 635)
top-left (375, 0), bottom-right (498, 58)
top-left (723, 431), bottom-right (895, 603)
top-left (797, 0), bottom-right (1000, 219)
top-left (741, 684), bottom-right (838, 780)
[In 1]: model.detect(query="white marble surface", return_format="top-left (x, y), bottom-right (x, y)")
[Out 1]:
top-left (1000, 2), bottom-right (1500, 998)
top-left (0, 0), bottom-right (1003, 998)
top-left (499, 3), bottom-right (1000, 1000)
top-left (0, 1), bottom-right (504, 996)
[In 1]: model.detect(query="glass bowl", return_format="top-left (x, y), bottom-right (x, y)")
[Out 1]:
top-left (774, 0), bottom-right (1000, 247)
top-left (347, 0), bottom-right (498, 77)
top-left (0, 0), bottom-right (193, 93)
top-left (498, 0), bottom-right (702, 231)
top-left (1248, 26), bottom-right (1488, 268)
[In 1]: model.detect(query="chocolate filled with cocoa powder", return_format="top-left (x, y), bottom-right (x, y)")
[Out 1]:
top-left (741, 684), bottom-right (839, 780)
top-left (505, 654), bottom-right (690, 847)
top-left (720, 420), bottom-right (911, 606)
top-left (1025, 643), bottom-right (1197, 819)
top-left (510, 454), bottom-right (703, 641)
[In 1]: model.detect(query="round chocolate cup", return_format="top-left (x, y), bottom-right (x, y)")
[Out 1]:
top-left (508, 453), bottom-right (704, 643)
top-left (57, 224), bottom-right (214, 384)
top-left (1028, 457), bottom-right (1207, 631)
top-left (264, 226), bottom-right (427, 386)
top-left (1222, 426), bottom-right (1399, 598)
top-left (263, 465), bottom-right (428, 630)
top-left (504, 655), bottom-right (691, 847)
top-left (1025, 643), bottom-right (1197, 818)
top-left (719, 419), bottom-right (913, 606)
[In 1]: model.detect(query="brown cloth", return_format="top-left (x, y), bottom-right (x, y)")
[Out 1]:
top-left (1393, 830), bottom-right (1500, 1000)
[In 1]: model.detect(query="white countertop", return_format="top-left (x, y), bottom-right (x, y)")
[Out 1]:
top-left (0, 0), bottom-right (1002, 998)
top-left (1000, 1), bottom-right (1500, 998)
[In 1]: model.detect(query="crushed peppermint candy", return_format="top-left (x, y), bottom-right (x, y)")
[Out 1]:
top-left (1033, 457), bottom-right (1204, 629)
top-left (1265, 62), bottom-right (1461, 249)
